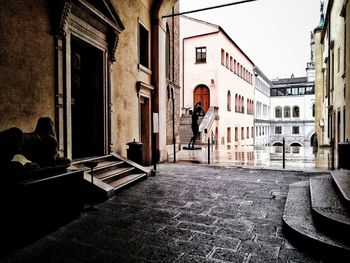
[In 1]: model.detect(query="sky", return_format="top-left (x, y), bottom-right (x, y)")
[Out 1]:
top-left (180, 0), bottom-right (321, 79)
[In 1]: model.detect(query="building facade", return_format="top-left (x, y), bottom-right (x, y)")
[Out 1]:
top-left (270, 76), bottom-right (316, 147)
top-left (314, 0), bottom-right (350, 148)
top-left (180, 16), bottom-right (255, 148)
top-left (253, 67), bottom-right (272, 146)
top-left (0, 0), bottom-right (180, 165)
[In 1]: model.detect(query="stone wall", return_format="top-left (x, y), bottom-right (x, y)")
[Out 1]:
top-left (0, 0), bottom-right (55, 132)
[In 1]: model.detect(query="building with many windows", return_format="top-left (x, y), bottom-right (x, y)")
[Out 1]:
top-left (180, 16), bottom-right (255, 147)
top-left (314, 0), bottom-right (349, 148)
top-left (253, 67), bottom-right (272, 146)
top-left (270, 75), bottom-right (316, 147)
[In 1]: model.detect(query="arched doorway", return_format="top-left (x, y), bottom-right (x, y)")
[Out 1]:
top-left (310, 133), bottom-right (317, 147)
top-left (193, 85), bottom-right (210, 112)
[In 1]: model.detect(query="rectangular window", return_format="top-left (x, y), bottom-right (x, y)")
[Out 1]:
top-left (234, 60), bottom-right (237, 74)
top-left (235, 127), bottom-right (238, 141)
top-left (251, 127), bottom-right (254, 138)
top-left (230, 56), bottom-right (233, 71)
top-left (246, 127), bottom-right (249, 139)
top-left (241, 127), bottom-right (244, 139)
top-left (275, 126), bottom-right (282, 134)
top-left (292, 126), bottom-right (299, 134)
top-left (196, 47), bottom-right (206, 63)
top-left (139, 22), bottom-right (149, 68)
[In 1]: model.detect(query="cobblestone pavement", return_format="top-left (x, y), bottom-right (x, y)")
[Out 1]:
top-left (1, 163), bottom-right (327, 263)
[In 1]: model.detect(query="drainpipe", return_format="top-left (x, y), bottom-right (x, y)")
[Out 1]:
top-left (172, 89), bottom-right (176, 162)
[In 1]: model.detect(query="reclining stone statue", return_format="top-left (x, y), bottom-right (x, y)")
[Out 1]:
top-left (0, 117), bottom-right (70, 179)
top-left (21, 117), bottom-right (70, 168)
top-left (0, 127), bottom-right (37, 179)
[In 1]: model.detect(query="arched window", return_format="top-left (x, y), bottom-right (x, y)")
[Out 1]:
top-left (227, 90), bottom-right (231, 111)
top-left (235, 94), bottom-right (238, 112)
top-left (275, 107), bottom-right (282, 118)
top-left (238, 95), bottom-right (241, 112)
top-left (241, 96), bottom-right (244, 113)
top-left (247, 98), bottom-right (249, 114)
top-left (293, 106), bottom-right (300, 117)
top-left (284, 106), bottom-right (291, 118)
top-left (165, 24), bottom-right (170, 79)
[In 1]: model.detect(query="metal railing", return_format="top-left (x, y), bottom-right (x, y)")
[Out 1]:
top-left (199, 106), bottom-right (219, 143)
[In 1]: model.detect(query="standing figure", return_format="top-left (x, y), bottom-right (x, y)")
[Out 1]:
top-left (188, 101), bottom-right (205, 149)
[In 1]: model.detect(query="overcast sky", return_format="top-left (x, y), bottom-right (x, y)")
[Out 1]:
top-left (180, 0), bottom-right (321, 79)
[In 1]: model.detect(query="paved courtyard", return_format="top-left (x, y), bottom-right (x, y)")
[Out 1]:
top-left (1, 163), bottom-right (329, 262)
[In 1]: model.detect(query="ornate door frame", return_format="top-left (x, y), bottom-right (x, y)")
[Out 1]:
top-left (53, 0), bottom-right (124, 159)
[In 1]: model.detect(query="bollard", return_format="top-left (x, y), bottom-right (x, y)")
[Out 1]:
top-left (282, 138), bottom-right (285, 169)
top-left (208, 137), bottom-right (210, 164)
top-left (331, 138), bottom-right (335, 170)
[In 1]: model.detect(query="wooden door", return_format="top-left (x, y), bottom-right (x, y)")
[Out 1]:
top-left (193, 85), bottom-right (210, 112)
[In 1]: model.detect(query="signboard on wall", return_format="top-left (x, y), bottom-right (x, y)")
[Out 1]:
top-left (153, 113), bottom-right (159, 133)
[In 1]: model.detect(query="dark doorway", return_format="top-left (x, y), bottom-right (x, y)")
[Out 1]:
top-left (71, 36), bottom-right (105, 159)
top-left (140, 97), bottom-right (151, 165)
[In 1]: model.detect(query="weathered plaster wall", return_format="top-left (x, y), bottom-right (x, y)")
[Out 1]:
top-left (111, 0), bottom-right (153, 157)
top-left (0, 0), bottom-right (55, 132)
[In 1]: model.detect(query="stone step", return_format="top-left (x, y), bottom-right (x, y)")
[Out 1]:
top-left (109, 173), bottom-right (147, 192)
top-left (331, 170), bottom-right (350, 202)
top-left (96, 167), bottom-right (136, 184)
top-left (283, 181), bottom-right (350, 254)
top-left (309, 175), bottom-right (350, 233)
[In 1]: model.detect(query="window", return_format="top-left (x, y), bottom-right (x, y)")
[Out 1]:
top-left (227, 127), bottom-right (231, 143)
top-left (235, 127), bottom-right (238, 141)
top-left (246, 127), bottom-right (249, 138)
top-left (292, 126), bottom-right (299, 134)
top-left (284, 106), bottom-right (291, 117)
top-left (237, 63), bottom-right (240, 76)
top-left (235, 94), bottom-right (238, 112)
top-left (241, 127), bottom-right (244, 139)
top-left (226, 53), bottom-right (229, 68)
top-left (196, 47), bottom-right (206, 63)
top-left (312, 104), bottom-right (315, 117)
top-left (227, 90), bottom-right (231, 111)
top-left (293, 106), bottom-right (300, 117)
top-left (238, 95), bottom-right (241, 112)
top-left (230, 56), bottom-right (233, 71)
top-left (241, 96), bottom-right (244, 113)
top-left (234, 60), bottom-right (237, 74)
top-left (139, 22), bottom-right (149, 68)
top-left (221, 49), bottom-right (225, 65)
top-left (275, 126), bottom-right (282, 134)
top-left (251, 127), bottom-right (254, 138)
top-left (275, 107), bottom-right (282, 118)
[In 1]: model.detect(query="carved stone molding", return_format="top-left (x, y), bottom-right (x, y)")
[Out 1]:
top-left (53, 0), bottom-right (124, 62)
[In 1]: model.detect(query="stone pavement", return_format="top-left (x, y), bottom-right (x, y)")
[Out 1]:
top-left (0, 163), bottom-right (329, 262)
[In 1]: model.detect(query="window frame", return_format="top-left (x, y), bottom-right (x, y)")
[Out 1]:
top-left (195, 47), bottom-right (207, 63)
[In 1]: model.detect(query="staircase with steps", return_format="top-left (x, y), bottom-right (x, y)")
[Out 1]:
top-left (283, 170), bottom-right (350, 259)
top-left (179, 114), bottom-right (203, 146)
top-left (72, 153), bottom-right (149, 200)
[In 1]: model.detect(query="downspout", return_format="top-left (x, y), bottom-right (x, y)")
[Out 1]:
top-left (182, 37), bottom-right (185, 109)
top-left (172, 7), bottom-right (176, 162)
